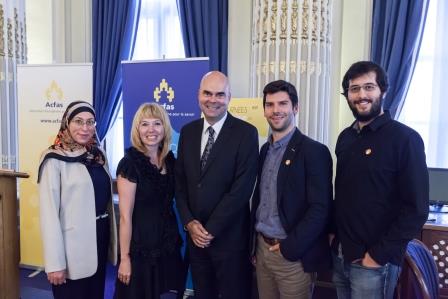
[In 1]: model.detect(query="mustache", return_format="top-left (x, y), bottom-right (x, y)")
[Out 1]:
top-left (353, 99), bottom-right (373, 105)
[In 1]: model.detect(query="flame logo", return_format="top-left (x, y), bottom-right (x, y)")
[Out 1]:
top-left (45, 81), bottom-right (64, 100)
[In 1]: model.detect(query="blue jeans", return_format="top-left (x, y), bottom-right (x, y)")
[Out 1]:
top-left (332, 253), bottom-right (400, 299)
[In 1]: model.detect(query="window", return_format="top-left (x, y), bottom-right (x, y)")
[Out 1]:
top-left (105, 0), bottom-right (185, 176)
top-left (398, 0), bottom-right (448, 168)
top-left (133, 0), bottom-right (185, 60)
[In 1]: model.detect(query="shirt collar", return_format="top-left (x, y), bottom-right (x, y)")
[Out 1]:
top-left (351, 111), bottom-right (392, 133)
top-left (202, 112), bottom-right (228, 137)
top-left (268, 127), bottom-right (295, 149)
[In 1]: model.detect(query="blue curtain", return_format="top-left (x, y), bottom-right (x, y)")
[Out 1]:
top-left (92, 0), bottom-right (141, 141)
top-left (177, 0), bottom-right (228, 74)
top-left (370, 0), bottom-right (429, 119)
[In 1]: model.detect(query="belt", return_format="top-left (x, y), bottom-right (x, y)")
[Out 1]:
top-left (261, 233), bottom-right (281, 246)
top-left (96, 212), bottom-right (108, 220)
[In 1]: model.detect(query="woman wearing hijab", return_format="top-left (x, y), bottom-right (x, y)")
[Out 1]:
top-left (38, 101), bottom-right (117, 299)
top-left (114, 103), bottom-right (186, 299)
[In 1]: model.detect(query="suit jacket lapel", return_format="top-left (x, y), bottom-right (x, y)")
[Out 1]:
top-left (259, 143), bottom-right (269, 178)
top-left (192, 119), bottom-right (204, 178)
top-left (253, 143), bottom-right (269, 209)
top-left (200, 114), bottom-right (234, 178)
top-left (277, 128), bottom-right (304, 204)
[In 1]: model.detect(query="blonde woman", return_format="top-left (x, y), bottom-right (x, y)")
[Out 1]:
top-left (114, 103), bottom-right (185, 299)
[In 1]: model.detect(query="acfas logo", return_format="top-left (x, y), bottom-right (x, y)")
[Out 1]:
top-left (153, 79), bottom-right (175, 110)
top-left (45, 80), bottom-right (64, 108)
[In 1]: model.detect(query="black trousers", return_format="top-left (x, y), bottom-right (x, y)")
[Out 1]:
top-left (52, 217), bottom-right (110, 299)
top-left (188, 239), bottom-right (251, 299)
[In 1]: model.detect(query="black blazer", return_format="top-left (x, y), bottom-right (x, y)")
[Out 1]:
top-left (175, 113), bottom-right (259, 251)
top-left (250, 128), bottom-right (333, 272)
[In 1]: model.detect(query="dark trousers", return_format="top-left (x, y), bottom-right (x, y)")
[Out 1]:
top-left (52, 217), bottom-right (110, 299)
top-left (189, 240), bottom-right (251, 299)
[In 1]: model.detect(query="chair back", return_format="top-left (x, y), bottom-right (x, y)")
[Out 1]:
top-left (403, 239), bottom-right (439, 299)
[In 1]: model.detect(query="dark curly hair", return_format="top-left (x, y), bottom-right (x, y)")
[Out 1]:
top-left (341, 61), bottom-right (389, 98)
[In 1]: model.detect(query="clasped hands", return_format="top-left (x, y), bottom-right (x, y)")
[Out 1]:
top-left (187, 220), bottom-right (214, 248)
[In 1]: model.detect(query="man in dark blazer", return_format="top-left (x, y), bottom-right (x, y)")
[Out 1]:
top-left (250, 80), bottom-right (333, 299)
top-left (175, 71), bottom-right (259, 299)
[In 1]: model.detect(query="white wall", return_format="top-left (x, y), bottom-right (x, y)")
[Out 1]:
top-left (26, 0), bottom-right (52, 63)
top-left (26, 0), bottom-right (91, 64)
top-left (328, 0), bottom-right (372, 152)
top-left (228, 0), bottom-right (252, 97)
top-left (61, 0), bottom-right (91, 62)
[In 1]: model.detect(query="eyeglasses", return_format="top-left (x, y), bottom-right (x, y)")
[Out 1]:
top-left (71, 118), bottom-right (96, 128)
top-left (348, 83), bottom-right (378, 94)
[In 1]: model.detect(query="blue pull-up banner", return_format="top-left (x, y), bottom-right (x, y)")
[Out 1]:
top-left (122, 58), bottom-right (209, 154)
top-left (121, 57), bottom-right (209, 295)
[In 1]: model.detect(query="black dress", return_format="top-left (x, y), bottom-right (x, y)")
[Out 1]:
top-left (114, 147), bottom-right (186, 299)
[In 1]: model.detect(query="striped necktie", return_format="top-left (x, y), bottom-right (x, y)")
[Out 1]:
top-left (200, 126), bottom-right (215, 171)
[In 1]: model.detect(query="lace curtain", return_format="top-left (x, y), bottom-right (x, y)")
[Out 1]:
top-left (0, 0), bottom-right (26, 169)
top-left (251, 0), bottom-right (332, 143)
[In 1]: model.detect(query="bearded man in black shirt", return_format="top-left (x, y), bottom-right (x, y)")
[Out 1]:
top-left (330, 61), bottom-right (429, 299)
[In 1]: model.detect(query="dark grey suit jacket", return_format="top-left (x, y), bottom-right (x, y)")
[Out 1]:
top-left (175, 113), bottom-right (259, 251)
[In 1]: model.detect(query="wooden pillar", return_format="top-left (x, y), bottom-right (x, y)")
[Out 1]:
top-left (0, 170), bottom-right (29, 299)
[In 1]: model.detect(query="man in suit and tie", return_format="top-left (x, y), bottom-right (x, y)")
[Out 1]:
top-left (250, 80), bottom-right (333, 299)
top-left (175, 71), bottom-right (259, 299)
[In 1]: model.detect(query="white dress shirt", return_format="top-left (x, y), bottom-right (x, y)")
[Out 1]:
top-left (200, 113), bottom-right (228, 156)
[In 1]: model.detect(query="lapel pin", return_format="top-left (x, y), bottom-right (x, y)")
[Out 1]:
top-left (285, 160), bottom-right (291, 165)
top-left (365, 148), bottom-right (372, 155)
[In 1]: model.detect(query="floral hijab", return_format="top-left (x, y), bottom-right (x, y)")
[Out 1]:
top-left (52, 101), bottom-right (105, 162)
top-left (37, 101), bottom-right (105, 183)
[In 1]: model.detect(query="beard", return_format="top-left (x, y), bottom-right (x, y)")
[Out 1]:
top-left (349, 96), bottom-right (383, 122)
top-left (268, 113), bottom-right (295, 133)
